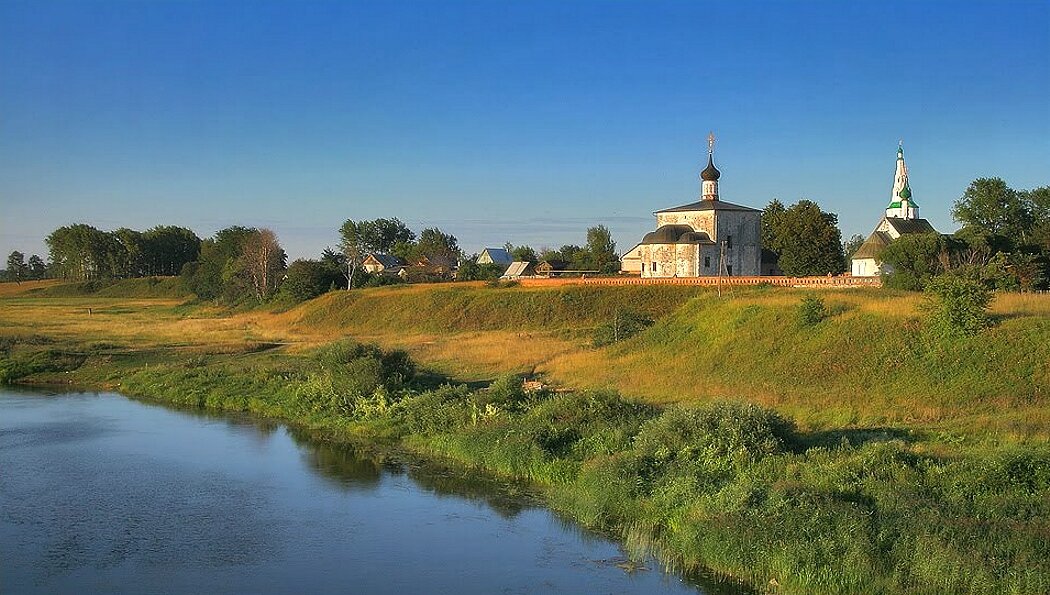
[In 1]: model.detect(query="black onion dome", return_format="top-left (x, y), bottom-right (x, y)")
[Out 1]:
top-left (701, 154), bottom-right (720, 181)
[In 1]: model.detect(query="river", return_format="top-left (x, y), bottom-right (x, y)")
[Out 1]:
top-left (0, 388), bottom-right (722, 594)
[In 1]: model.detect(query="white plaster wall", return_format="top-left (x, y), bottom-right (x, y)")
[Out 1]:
top-left (656, 211), bottom-right (716, 236)
top-left (851, 258), bottom-right (880, 277)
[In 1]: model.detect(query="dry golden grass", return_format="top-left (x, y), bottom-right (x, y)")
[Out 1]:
top-left (4, 283), bottom-right (1049, 439)
top-left (0, 280), bottom-right (63, 296)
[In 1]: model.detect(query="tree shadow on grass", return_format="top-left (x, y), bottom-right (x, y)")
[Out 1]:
top-left (799, 426), bottom-right (917, 450)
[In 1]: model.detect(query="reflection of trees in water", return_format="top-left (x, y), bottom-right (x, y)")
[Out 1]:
top-left (406, 464), bottom-right (537, 520)
top-left (287, 427), bottom-right (383, 490)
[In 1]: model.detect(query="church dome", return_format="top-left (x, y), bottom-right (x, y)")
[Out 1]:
top-left (642, 224), bottom-right (694, 244)
top-left (700, 154), bottom-right (720, 181)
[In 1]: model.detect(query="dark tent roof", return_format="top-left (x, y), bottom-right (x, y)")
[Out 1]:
top-left (885, 217), bottom-right (936, 235)
top-left (656, 200), bottom-right (761, 213)
top-left (852, 231), bottom-right (893, 260)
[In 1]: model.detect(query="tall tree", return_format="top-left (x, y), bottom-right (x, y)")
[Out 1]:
top-left (45, 224), bottom-right (113, 280)
top-left (27, 255), bottom-right (47, 279)
top-left (5, 251), bottom-right (28, 283)
top-left (765, 200), bottom-right (844, 276)
top-left (585, 225), bottom-right (618, 273)
top-left (761, 199), bottom-right (786, 252)
top-left (413, 227), bottom-right (461, 262)
top-left (504, 243), bottom-right (538, 262)
top-left (238, 229), bottom-right (286, 300)
top-left (142, 226), bottom-right (201, 276)
top-left (182, 226), bottom-right (257, 300)
top-left (952, 178), bottom-right (1033, 247)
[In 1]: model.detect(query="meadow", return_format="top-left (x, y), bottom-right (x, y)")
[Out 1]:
top-left (1, 278), bottom-right (1049, 593)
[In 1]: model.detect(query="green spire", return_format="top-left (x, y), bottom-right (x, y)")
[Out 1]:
top-left (899, 184), bottom-right (911, 200)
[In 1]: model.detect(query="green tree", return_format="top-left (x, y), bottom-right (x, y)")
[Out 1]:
top-left (761, 199), bottom-right (786, 252)
top-left (413, 227), bottom-right (462, 262)
top-left (878, 232), bottom-right (948, 291)
top-left (952, 178), bottom-right (1032, 248)
top-left (281, 258), bottom-right (342, 302)
top-left (765, 200), bottom-right (844, 276)
top-left (27, 255), bottom-right (47, 279)
top-left (45, 224), bottom-right (114, 280)
top-left (182, 226), bottom-right (257, 300)
top-left (842, 234), bottom-right (865, 261)
top-left (5, 251), bottom-right (28, 282)
top-left (238, 228), bottom-right (286, 300)
top-left (585, 225), bottom-right (618, 273)
top-left (142, 226), bottom-right (201, 276)
top-left (505, 243), bottom-right (538, 262)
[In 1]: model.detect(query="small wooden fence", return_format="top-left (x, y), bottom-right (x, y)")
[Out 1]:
top-left (517, 275), bottom-right (882, 288)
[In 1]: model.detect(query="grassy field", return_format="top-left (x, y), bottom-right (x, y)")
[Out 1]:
top-left (2, 278), bottom-right (1049, 594)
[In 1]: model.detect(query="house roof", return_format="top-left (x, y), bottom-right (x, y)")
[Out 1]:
top-left (364, 253), bottom-right (405, 268)
top-left (641, 225), bottom-right (715, 245)
top-left (502, 261), bottom-right (534, 277)
top-left (885, 217), bottom-right (936, 235)
top-left (536, 259), bottom-right (570, 270)
top-left (656, 199), bottom-right (761, 213)
top-left (479, 247), bottom-right (513, 264)
top-left (852, 231), bottom-right (893, 260)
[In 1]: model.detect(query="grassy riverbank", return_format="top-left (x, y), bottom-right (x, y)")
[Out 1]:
top-left (2, 279), bottom-right (1049, 593)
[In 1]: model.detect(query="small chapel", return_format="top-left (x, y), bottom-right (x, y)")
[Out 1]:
top-left (850, 143), bottom-right (938, 277)
top-left (621, 135), bottom-right (762, 277)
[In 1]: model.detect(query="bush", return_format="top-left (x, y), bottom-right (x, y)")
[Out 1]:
top-left (921, 274), bottom-right (993, 338)
top-left (592, 311), bottom-right (654, 346)
top-left (797, 295), bottom-right (827, 326)
top-left (632, 401), bottom-right (797, 478)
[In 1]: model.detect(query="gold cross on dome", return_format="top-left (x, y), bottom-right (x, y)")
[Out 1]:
top-left (707, 132), bottom-right (716, 154)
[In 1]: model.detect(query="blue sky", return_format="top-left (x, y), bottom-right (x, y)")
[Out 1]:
top-left (2, 0), bottom-right (1048, 261)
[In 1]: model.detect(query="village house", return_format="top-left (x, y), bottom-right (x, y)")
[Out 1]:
top-left (623, 135), bottom-right (762, 277)
top-left (501, 261), bottom-right (536, 279)
top-left (534, 259), bottom-right (570, 277)
top-left (361, 253), bottom-right (405, 276)
top-left (850, 143), bottom-right (938, 277)
top-left (477, 247), bottom-right (513, 265)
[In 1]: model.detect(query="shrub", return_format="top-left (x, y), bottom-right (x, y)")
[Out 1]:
top-left (797, 295), bottom-right (827, 326)
top-left (592, 311), bottom-right (654, 346)
top-left (921, 274), bottom-right (993, 338)
top-left (632, 401), bottom-right (797, 480)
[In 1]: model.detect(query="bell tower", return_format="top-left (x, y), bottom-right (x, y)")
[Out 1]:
top-left (701, 132), bottom-right (720, 201)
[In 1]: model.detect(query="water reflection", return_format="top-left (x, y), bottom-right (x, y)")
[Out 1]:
top-left (0, 390), bottom-right (751, 594)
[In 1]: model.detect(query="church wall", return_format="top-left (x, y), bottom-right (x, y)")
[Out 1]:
top-left (851, 257), bottom-right (880, 277)
top-left (715, 211), bottom-right (762, 276)
top-left (639, 243), bottom-right (699, 278)
top-left (656, 211), bottom-right (716, 236)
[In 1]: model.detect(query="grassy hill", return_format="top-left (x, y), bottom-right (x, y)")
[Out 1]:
top-left (2, 278), bottom-right (1050, 593)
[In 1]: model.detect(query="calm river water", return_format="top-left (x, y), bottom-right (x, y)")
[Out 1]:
top-left (0, 388), bottom-right (722, 594)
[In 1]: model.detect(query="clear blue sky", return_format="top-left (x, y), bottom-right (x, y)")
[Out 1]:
top-left (2, 0), bottom-right (1048, 261)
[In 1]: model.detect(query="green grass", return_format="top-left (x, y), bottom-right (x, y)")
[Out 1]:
top-left (25, 276), bottom-right (193, 299)
top-left (3, 282), bottom-right (1050, 593)
top-left (3, 338), bottom-right (1048, 594)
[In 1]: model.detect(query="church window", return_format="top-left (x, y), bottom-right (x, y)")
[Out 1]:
top-left (641, 263), bottom-right (645, 273)
top-left (727, 265), bottom-right (733, 276)
top-left (704, 256), bottom-right (710, 268)
top-left (726, 235), bottom-right (733, 249)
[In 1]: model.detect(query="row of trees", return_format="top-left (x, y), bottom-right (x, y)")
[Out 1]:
top-left (3, 251), bottom-right (48, 283)
top-left (181, 226), bottom-right (288, 301)
top-left (42, 224), bottom-right (201, 281)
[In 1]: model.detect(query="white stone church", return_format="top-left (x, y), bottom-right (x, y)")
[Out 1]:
top-left (850, 143), bottom-right (938, 276)
top-left (621, 137), bottom-right (763, 277)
